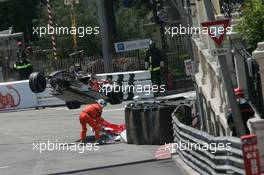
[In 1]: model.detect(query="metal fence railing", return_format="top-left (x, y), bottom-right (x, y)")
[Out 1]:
top-left (32, 50), bottom-right (146, 75)
top-left (32, 50), bottom-right (189, 76)
top-left (231, 40), bottom-right (264, 118)
top-left (172, 105), bottom-right (245, 175)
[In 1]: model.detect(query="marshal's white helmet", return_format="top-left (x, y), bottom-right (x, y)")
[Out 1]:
top-left (97, 99), bottom-right (106, 108)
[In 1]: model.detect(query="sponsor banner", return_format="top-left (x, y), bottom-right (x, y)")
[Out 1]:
top-left (114, 39), bottom-right (150, 53)
top-left (0, 80), bottom-right (38, 111)
top-left (241, 134), bottom-right (261, 175)
top-left (184, 59), bottom-right (193, 76)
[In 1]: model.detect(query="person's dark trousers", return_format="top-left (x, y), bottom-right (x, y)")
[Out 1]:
top-left (151, 70), bottom-right (161, 87)
top-left (18, 67), bottom-right (32, 80)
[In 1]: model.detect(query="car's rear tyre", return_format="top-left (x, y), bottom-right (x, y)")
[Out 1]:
top-left (29, 72), bottom-right (47, 93)
top-left (66, 101), bottom-right (81, 109)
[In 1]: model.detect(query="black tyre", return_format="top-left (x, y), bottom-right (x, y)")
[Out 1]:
top-left (29, 72), bottom-right (47, 93)
top-left (107, 86), bottom-right (123, 104)
top-left (125, 103), bottom-right (150, 145)
top-left (108, 91), bottom-right (123, 104)
top-left (125, 102), bottom-right (176, 145)
top-left (66, 101), bottom-right (81, 109)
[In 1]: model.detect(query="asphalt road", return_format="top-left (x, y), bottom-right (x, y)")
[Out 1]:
top-left (0, 102), bottom-right (186, 175)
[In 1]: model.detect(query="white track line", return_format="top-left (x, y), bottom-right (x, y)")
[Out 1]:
top-left (53, 107), bottom-right (125, 112)
top-left (104, 108), bottom-right (124, 112)
top-left (0, 166), bottom-right (10, 169)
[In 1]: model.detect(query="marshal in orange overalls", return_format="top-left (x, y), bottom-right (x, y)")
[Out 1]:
top-left (79, 103), bottom-right (104, 141)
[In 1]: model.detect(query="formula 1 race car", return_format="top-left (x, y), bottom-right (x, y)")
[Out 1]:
top-left (28, 70), bottom-right (123, 109)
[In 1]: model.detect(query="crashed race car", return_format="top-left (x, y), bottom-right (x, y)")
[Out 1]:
top-left (28, 70), bottom-right (124, 109)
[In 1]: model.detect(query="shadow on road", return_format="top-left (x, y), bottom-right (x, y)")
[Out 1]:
top-left (47, 159), bottom-right (179, 175)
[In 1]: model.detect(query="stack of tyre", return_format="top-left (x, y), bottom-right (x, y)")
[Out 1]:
top-left (125, 101), bottom-right (178, 145)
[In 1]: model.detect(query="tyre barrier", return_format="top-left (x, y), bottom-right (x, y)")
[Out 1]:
top-left (106, 85), bottom-right (124, 105)
top-left (125, 101), bottom-right (179, 145)
top-left (127, 74), bottom-right (135, 100)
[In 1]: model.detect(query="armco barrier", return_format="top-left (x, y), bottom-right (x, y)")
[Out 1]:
top-left (172, 105), bottom-right (245, 175)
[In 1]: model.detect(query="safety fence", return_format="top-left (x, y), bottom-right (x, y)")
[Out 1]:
top-left (231, 40), bottom-right (264, 118)
top-left (31, 50), bottom-right (146, 75)
top-left (172, 106), bottom-right (245, 175)
top-left (30, 50), bottom-right (188, 79)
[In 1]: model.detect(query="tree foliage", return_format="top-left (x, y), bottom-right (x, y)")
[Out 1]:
top-left (115, 7), bottom-right (149, 41)
top-left (237, 0), bottom-right (264, 50)
top-left (0, 0), bottom-right (40, 41)
top-left (35, 0), bottom-right (101, 56)
top-left (0, 0), bottom-right (151, 56)
top-left (114, 0), bottom-right (151, 41)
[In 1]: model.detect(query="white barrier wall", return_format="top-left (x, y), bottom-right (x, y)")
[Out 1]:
top-left (0, 80), bottom-right (38, 111)
top-left (36, 87), bottom-right (65, 107)
top-left (0, 71), bottom-right (153, 111)
top-left (96, 70), bottom-right (154, 99)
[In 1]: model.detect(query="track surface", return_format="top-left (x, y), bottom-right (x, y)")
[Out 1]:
top-left (0, 102), bottom-right (186, 175)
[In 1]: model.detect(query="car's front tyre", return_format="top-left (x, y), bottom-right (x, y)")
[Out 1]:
top-left (29, 72), bottom-right (47, 93)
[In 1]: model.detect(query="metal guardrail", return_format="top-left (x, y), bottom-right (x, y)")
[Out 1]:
top-left (231, 39), bottom-right (264, 118)
top-left (172, 105), bottom-right (245, 175)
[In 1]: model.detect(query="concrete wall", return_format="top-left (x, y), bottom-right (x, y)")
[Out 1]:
top-left (191, 0), bottom-right (264, 170)
top-left (253, 42), bottom-right (264, 103)
top-left (192, 0), bottom-right (233, 136)
top-left (185, 0), bottom-right (264, 138)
